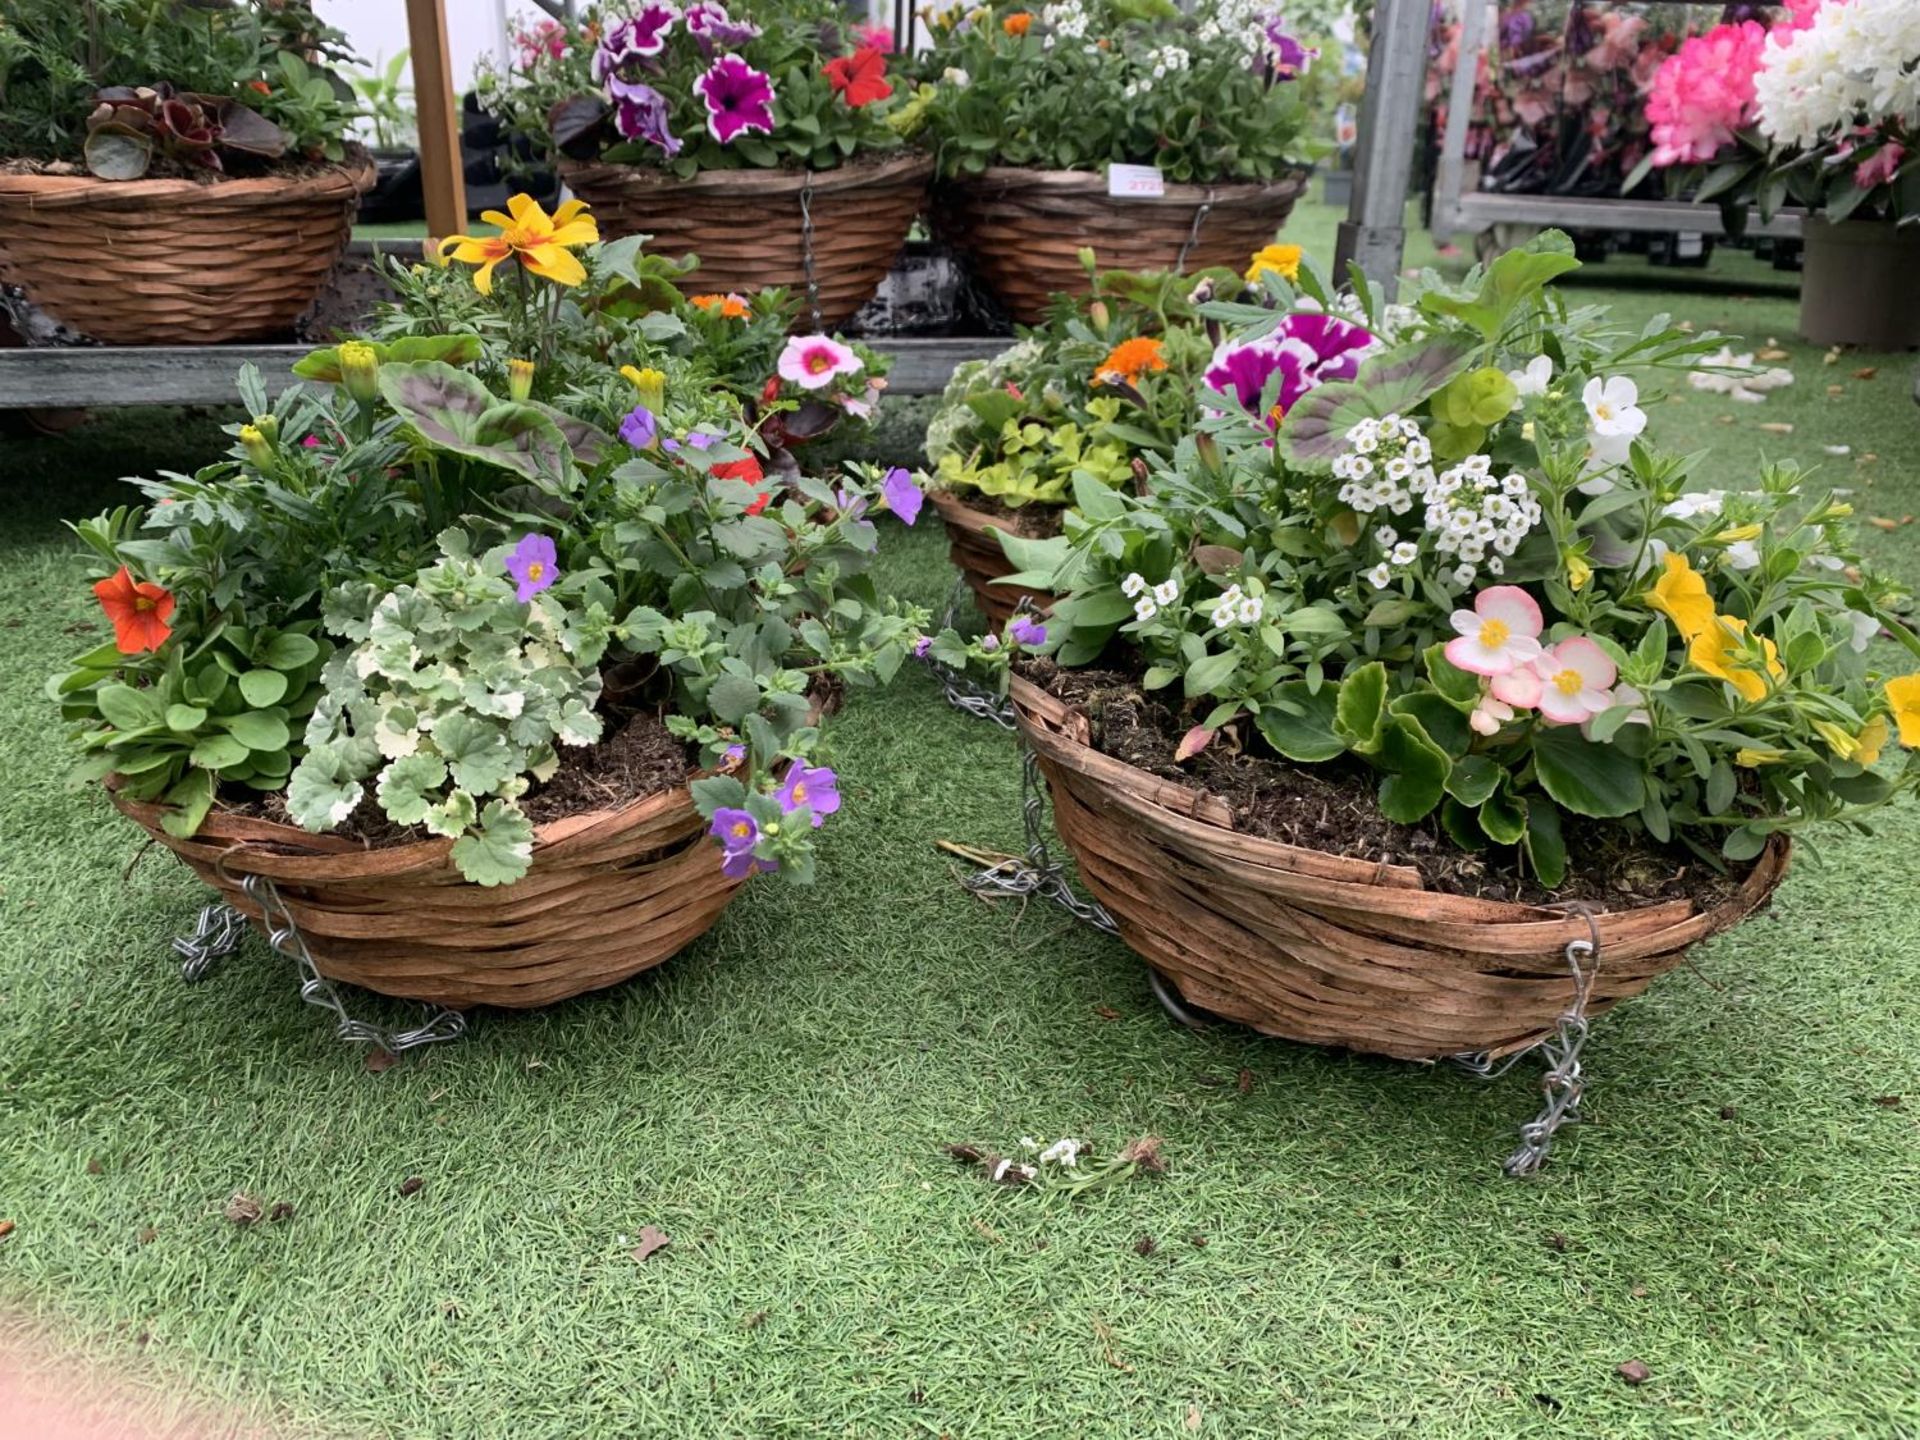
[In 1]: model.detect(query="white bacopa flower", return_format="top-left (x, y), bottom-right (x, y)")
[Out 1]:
top-left (1583, 375), bottom-right (1647, 439)
top-left (1121, 572), bottom-right (1148, 598)
top-left (1151, 578), bottom-right (1180, 606)
top-left (1507, 354), bottom-right (1553, 401)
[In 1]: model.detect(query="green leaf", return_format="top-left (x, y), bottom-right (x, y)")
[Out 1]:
top-left (1333, 661), bottom-right (1388, 755)
top-left (1444, 753), bottom-right (1502, 807)
top-left (1375, 713), bottom-right (1451, 824)
top-left (450, 801), bottom-right (537, 887)
top-left (1276, 338), bottom-right (1477, 469)
top-left (1722, 824), bottom-right (1769, 862)
top-left (1183, 649), bottom-right (1241, 699)
top-left (95, 683), bottom-right (158, 732)
top-left (1422, 644), bottom-right (1482, 706)
top-left (1440, 796), bottom-right (1488, 851)
top-left (1523, 802), bottom-right (1568, 888)
top-left (376, 754), bottom-right (450, 826)
top-left (238, 669), bottom-right (289, 707)
top-left (432, 713), bottom-right (514, 794)
top-left (224, 711), bottom-right (291, 752)
top-left (1420, 231), bottom-right (1581, 340)
top-left (378, 362), bottom-right (571, 481)
top-left (158, 769), bottom-right (215, 839)
top-left (1479, 785), bottom-right (1528, 846)
top-left (1255, 681), bottom-right (1344, 763)
top-left (189, 734), bottom-right (250, 770)
top-left (708, 674), bottom-right (763, 725)
top-left (1390, 692), bottom-right (1471, 758)
top-left (165, 703), bottom-right (209, 732)
top-left (1532, 725), bottom-right (1645, 818)
top-left (1705, 759), bottom-right (1736, 816)
top-left (261, 632), bottom-right (321, 670)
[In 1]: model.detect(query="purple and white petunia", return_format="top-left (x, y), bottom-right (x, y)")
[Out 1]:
top-left (695, 54), bottom-right (776, 144)
top-left (775, 763), bottom-right (840, 828)
top-left (685, 0), bottom-right (762, 51)
top-left (1203, 313), bottom-right (1376, 430)
top-left (776, 335), bottom-right (861, 391)
top-left (609, 77), bottom-right (682, 156)
top-left (592, 3), bottom-right (681, 81)
top-left (710, 806), bottom-right (777, 879)
top-left (880, 466), bottom-right (923, 526)
top-left (619, 403), bottom-right (658, 449)
top-left (505, 533), bottom-right (558, 602)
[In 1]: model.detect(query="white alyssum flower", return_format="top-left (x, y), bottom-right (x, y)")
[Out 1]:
top-left (1335, 416), bottom-right (1435, 517)
top-left (1209, 584), bottom-right (1245, 628)
top-left (1121, 572), bottom-right (1149, 598)
top-left (1366, 562), bottom-right (1394, 589)
top-left (1134, 596), bottom-right (1160, 624)
top-left (1235, 594), bottom-right (1264, 626)
top-left (1151, 577), bottom-right (1180, 606)
top-left (942, 66), bottom-right (970, 87)
top-left (1416, 457), bottom-right (1542, 589)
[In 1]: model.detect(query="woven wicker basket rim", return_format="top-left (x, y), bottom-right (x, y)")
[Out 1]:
top-left (946, 164), bottom-right (1309, 207)
top-left (0, 150), bottom-right (376, 211)
top-left (1008, 671), bottom-right (1790, 933)
top-left (560, 150), bottom-right (932, 200)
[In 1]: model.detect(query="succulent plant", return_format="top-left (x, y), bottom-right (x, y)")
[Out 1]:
top-left (82, 84), bottom-right (288, 181)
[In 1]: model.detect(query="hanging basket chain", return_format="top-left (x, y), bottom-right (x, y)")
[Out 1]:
top-left (1174, 192), bottom-right (1217, 274)
top-left (799, 174), bottom-right (823, 331)
top-left (960, 745), bottom-right (1118, 934)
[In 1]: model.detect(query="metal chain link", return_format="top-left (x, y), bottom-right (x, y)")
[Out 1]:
top-left (960, 747), bottom-right (1118, 933)
top-left (1173, 192), bottom-right (1218, 273)
top-left (926, 576), bottom-right (1016, 728)
top-left (169, 869), bottom-right (467, 1057)
top-left (799, 175), bottom-right (823, 332)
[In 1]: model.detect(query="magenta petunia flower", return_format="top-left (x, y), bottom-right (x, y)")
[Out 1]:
top-left (696, 54), bottom-right (777, 144)
top-left (881, 466), bottom-right (923, 526)
top-left (1203, 313), bottom-right (1376, 429)
top-left (609, 77), bottom-right (682, 157)
top-left (592, 3), bottom-right (681, 82)
top-left (505, 533), bottom-right (558, 602)
top-left (776, 763), bottom-right (840, 828)
top-left (685, 0), bottom-right (762, 50)
top-left (619, 404), bottom-right (658, 449)
top-left (710, 806), bottom-right (777, 878)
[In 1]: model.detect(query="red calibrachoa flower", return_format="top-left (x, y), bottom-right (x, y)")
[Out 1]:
top-left (823, 47), bottom-right (892, 108)
top-left (711, 455), bottom-right (771, 515)
top-left (93, 565), bottom-right (175, 654)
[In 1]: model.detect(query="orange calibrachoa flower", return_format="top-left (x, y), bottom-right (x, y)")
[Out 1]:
top-left (438, 195), bottom-right (598, 295)
top-left (1093, 336), bottom-right (1168, 387)
top-left (93, 566), bottom-right (175, 654)
top-left (690, 292), bottom-right (752, 319)
top-left (824, 46), bottom-right (893, 107)
top-left (1003, 11), bottom-right (1033, 35)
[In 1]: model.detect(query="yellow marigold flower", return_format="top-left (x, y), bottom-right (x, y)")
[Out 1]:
top-left (508, 358), bottom-right (535, 402)
top-left (1565, 550), bottom-right (1592, 591)
top-left (439, 194), bottom-right (598, 295)
top-left (1735, 747), bottom-right (1785, 768)
top-left (1689, 615), bottom-right (1784, 703)
top-left (620, 365), bottom-right (666, 411)
top-left (338, 340), bottom-right (380, 405)
top-left (1003, 11), bottom-right (1032, 35)
top-left (1856, 714), bottom-right (1890, 766)
top-left (1812, 718), bottom-right (1858, 761)
top-left (1246, 242), bottom-right (1303, 286)
top-left (238, 423), bottom-right (273, 468)
top-left (1887, 673), bottom-right (1920, 747)
top-left (1092, 336), bottom-right (1167, 388)
top-left (1645, 551), bottom-right (1714, 641)
top-left (690, 292), bottom-right (751, 319)
top-left (1715, 523), bottom-right (1762, 543)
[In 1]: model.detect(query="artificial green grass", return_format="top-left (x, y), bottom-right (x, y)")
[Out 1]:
top-left (2, 202), bottom-right (1919, 1438)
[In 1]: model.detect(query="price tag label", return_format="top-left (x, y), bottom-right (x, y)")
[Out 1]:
top-left (1106, 163), bottom-right (1165, 199)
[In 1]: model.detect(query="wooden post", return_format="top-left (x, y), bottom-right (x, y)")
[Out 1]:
top-left (1334, 0), bottom-right (1436, 298)
top-left (404, 0), bottom-right (467, 241)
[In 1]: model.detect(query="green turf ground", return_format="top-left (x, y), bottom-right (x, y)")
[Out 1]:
top-left (2, 201), bottom-right (1918, 1438)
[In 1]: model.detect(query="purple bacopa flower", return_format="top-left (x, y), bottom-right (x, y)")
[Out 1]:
top-left (696, 54), bottom-right (777, 144)
top-left (1008, 615), bottom-right (1047, 647)
top-left (592, 3), bottom-right (680, 82)
top-left (505, 533), bottom-right (558, 602)
top-left (1203, 313), bottom-right (1376, 430)
top-left (880, 466), bottom-right (923, 526)
top-left (619, 403), bottom-right (658, 449)
top-left (776, 762), bottom-right (840, 829)
top-left (609, 77), bottom-right (682, 157)
top-left (686, 0), bottom-right (762, 51)
top-left (710, 806), bottom-right (777, 879)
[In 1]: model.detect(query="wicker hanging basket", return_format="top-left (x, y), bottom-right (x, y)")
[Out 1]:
top-left (0, 154), bottom-right (374, 345)
top-left (933, 166), bottom-right (1311, 325)
top-left (930, 490), bottom-right (1059, 629)
top-left (1011, 675), bottom-right (1791, 1062)
top-left (558, 153), bottom-right (933, 327)
top-left (111, 773), bottom-right (745, 1010)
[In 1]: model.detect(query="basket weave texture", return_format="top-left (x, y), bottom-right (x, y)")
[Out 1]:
top-left (1011, 675), bottom-right (1790, 1061)
top-left (930, 490), bottom-right (1058, 629)
top-left (559, 153), bottom-right (933, 327)
top-left (0, 154), bottom-right (374, 344)
top-left (112, 776), bottom-right (743, 1010)
top-left (934, 166), bottom-right (1310, 324)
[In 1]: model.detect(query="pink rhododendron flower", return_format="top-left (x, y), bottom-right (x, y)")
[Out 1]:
top-left (1445, 585), bottom-right (1545, 678)
top-left (1644, 21), bottom-right (1768, 166)
top-left (1531, 637), bottom-right (1618, 726)
top-left (777, 335), bottom-right (861, 391)
top-left (1856, 142), bottom-right (1905, 189)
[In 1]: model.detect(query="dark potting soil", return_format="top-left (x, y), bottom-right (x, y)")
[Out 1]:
top-left (227, 711), bottom-right (690, 850)
top-left (949, 493), bottom-right (1067, 539)
top-left (1021, 659), bottom-right (1744, 912)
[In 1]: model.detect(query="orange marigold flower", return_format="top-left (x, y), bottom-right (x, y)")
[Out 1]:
top-left (1003, 11), bottom-right (1033, 35)
top-left (691, 292), bottom-right (752, 319)
top-left (1093, 336), bottom-right (1168, 387)
top-left (93, 565), bottom-right (175, 654)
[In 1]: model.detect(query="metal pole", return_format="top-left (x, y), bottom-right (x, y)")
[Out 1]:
top-left (1431, 0), bottom-right (1490, 244)
top-left (1334, 0), bottom-right (1439, 297)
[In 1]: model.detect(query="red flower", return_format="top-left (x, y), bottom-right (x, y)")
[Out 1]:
top-left (761, 375), bottom-right (783, 405)
top-left (93, 565), bottom-right (175, 654)
top-left (743, 490), bottom-right (772, 517)
top-left (711, 456), bottom-right (765, 484)
top-left (824, 47), bottom-right (892, 108)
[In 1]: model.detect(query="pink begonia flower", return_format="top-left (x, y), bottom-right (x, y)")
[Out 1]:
top-left (1856, 143), bottom-right (1905, 190)
top-left (777, 335), bottom-right (862, 391)
top-left (1470, 691), bottom-right (1517, 737)
top-left (1581, 684), bottom-right (1651, 741)
top-left (1644, 21), bottom-right (1768, 167)
top-left (1444, 585), bottom-right (1545, 678)
top-left (1531, 637), bottom-right (1618, 726)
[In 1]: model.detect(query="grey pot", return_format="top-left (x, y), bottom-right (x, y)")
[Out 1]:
top-left (1798, 216), bottom-right (1920, 350)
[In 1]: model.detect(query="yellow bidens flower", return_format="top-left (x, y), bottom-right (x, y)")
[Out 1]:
top-left (690, 292), bottom-right (751, 319)
top-left (1689, 615), bottom-right (1784, 703)
top-left (1093, 336), bottom-right (1167, 388)
top-left (1246, 242), bottom-right (1303, 286)
top-left (1645, 551), bottom-right (1714, 641)
top-left (621, 365), bottom-right (666, 411)
top-left (338, 340), bottom-right (381, 405)
top-left (1855, 714), bottom-right (1890, 766)
top-left (439, 195), bottom-right (598, 295)
top-left (507, 358), bottom-right (535, 402)
top-left (1887, 673), bottom-right (1920, 747)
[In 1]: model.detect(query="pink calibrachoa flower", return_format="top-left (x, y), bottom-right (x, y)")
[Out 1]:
top-left (1644, 21), bottom-right (1768, 166)
top-left (776, 763), bottom-right (840, 828)
top-left (1530, 637), bottom-right (1618, 726)
top-left (777, 335), bottom-right (861, 391)
top-left (1444, 585), bottom-right (1545, 677)
top-left (505, 533), bottom-right (558, 601)
top-left (696, 54), bottom-right (777, 144)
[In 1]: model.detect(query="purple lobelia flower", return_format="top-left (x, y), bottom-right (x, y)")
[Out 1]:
top-left (505, 533), bottom-right (558, 601)
top-left (619, 404), bottom-right (658, 449)
top-left (696, 55), bottom-right (776, 144)
top-left (710, 806), bottom-right (777, 879)
top-left (881, 466), bottom-right (923, 526)
top-left (685, 0), bottom-right (762, 52)
top-left (1008, 615), bottom-right (1047, 648)
top-left (776, 763), bottom-right (839, 828)
top-left (592, 3), bottom-right (680, 82)
top-left (609, 77), bottom-right (682, 157)
top-left (1203, 313), bottom-right (1376, 430)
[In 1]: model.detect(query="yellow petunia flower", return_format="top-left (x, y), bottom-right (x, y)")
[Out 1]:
top-left (1856, 714), bottom-right (1890, 766)
top-left (1645, 551), bottom-right (1715, 641)
top-left (1735, 747), bottom-right (1785, 768)
top-left (1887, 673), bottom-right (1920, 747)
top-left (439, 195), bottom-right (598, 295)
top-left (1246, 242), bottom-right (1303, 286)
top-left (1811, 718), bottom-right (1857, 761)
top-left (1689, 615), bottom-right (1784, 703)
